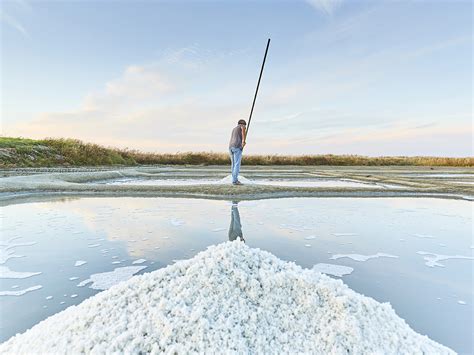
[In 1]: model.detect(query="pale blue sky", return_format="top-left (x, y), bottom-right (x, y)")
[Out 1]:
top-left (1, 0), bottom-right (472, 156)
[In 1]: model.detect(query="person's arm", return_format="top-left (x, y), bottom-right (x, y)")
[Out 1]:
top-left (241, 125), bottom-right (246, 148)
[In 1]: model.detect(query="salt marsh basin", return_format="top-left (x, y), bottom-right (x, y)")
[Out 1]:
top-left (1, 165), bottom-right (473, 201)
top-left (0, 166), bottom-right (473, 352)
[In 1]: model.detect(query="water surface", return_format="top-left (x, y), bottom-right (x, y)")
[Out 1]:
top-left (0, 197), bottom-right (472, 352)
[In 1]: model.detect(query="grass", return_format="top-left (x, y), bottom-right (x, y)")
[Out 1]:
top-left (0, 137), bottom-right (472, 167)
top-left (0, 137), bottom-right (135, 167)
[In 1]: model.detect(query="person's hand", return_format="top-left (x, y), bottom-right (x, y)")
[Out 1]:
top-left (242, 142), bottom-right (246, 148)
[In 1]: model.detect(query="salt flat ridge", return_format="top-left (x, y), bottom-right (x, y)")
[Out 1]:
top-left (0, 241), bottom-right (454, 354)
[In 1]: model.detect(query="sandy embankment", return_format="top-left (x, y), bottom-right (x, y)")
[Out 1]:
top-left (0, 241), bottom-right (454, 354)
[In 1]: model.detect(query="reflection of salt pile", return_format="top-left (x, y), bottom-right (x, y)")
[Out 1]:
top-left (217, 174), bottom-right (254, 185)
top-left (0, 242), bottom-right (453, 354)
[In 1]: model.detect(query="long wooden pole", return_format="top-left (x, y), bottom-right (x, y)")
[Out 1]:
top-left (246, 38), bottom-right (270, 140)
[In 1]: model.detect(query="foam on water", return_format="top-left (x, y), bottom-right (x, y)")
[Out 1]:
top-left (332, 233), bottom-right (358, 237)
top-left (312, 263), bottom-right (354, 277)
top-left (412, 233), bottom-right (435, 239)
top-left (330, 253), bottom-right (399, 262)
top-left (416, 251), bottom-right (474, 268)
top-left (74, 260), bottom-right (87, 267)
top-left (0, 266), bottom-right (41, 279)
top-left (132, 259), bottom-right (146, 265)
top-left (0, 285), bottom-right (42, 296)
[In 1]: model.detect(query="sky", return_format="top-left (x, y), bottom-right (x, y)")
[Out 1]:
top-left (1, 0), bottom-right (472, 156)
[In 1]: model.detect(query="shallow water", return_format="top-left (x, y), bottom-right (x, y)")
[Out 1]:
top-left (0, 197), bottom-right (472, 352)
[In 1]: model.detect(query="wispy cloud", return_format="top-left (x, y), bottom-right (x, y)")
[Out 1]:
top-left (14, 0), bottom-right (32, 12)
top-left (260, 121), bottom-right (472, 156)
top-left (0, 11), bottom-right (29, 38)
top-left (3, 55), bottom-right (247, 152)
top-left (104, 65), bottom-right (173, 98)
top-left (403, 35), bottom-right (473, 60)
top-left (306, 0), bottom-right (343, 15)
top-left (161, 43), bottom-right (250, 70)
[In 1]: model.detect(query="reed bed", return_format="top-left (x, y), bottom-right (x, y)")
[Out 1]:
top-left (1, 137), bottom-right (472, 167)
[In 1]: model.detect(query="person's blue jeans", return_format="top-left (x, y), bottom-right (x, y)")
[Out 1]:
top-left (229, 147), bottom-right (243, 183)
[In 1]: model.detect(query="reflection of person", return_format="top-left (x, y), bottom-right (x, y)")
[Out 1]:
top-left (228, 119), bottom-right (247, 185)
top-left (228, 202), bottom-right (244, 242)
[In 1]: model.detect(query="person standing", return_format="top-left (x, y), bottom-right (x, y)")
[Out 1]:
top-left (228, 119), bottom-right (247, 185)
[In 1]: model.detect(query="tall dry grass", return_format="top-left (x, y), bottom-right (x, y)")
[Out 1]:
top-left (1, 137), bottom-right (472, 167)
top-left (129, 150), bottom-right (473, 167)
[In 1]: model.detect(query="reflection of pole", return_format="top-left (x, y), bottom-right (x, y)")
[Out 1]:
top-left (246, 38), bottom-right (271, 141)
top-left (228, 202), bottom-right (244, 242)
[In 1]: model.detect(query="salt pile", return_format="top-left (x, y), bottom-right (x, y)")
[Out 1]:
top-left (0, 242), bottom-right (453, 354)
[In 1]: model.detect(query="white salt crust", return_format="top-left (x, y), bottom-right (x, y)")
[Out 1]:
top-left (0, 266), bottom-right (41, 279)
top-left (0, 242), bottom-right (453, 354)
top-left (0, 285), bottom-right (42, 296)
top-left (312, 263), bottom-right (354, 277)
top-left (77, 266), bottom-right (147, 290)
top-left (132, 259), bottom-right (147, 265)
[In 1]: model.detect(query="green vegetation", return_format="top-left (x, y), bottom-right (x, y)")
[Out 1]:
top-left (0, 137), bottom-right (472, 167)
top-left (0, 137), bottom-right (135, 167)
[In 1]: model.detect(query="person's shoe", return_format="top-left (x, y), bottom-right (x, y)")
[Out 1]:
top-left (232, 181), bottom-right (243, 185)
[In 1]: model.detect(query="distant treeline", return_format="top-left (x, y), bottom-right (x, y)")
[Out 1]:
top-left (0, 137), bottom-right (472, 167)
